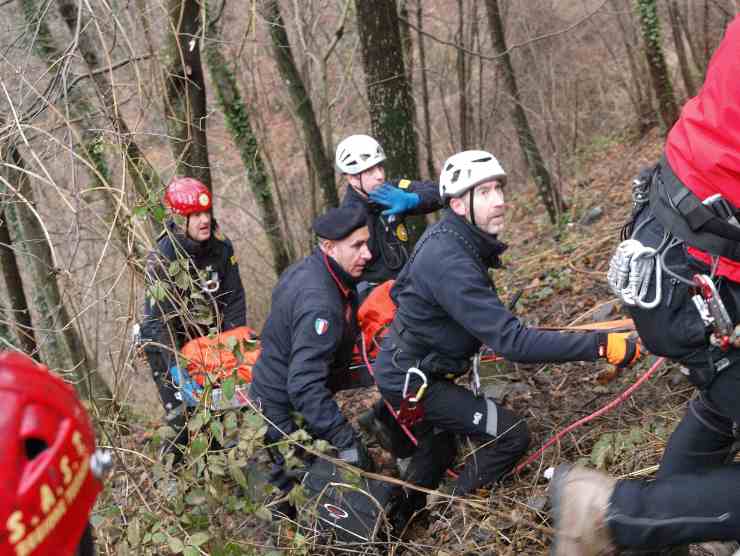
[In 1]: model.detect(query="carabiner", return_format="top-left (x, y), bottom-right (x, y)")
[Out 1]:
top-left (402, 367), bottom-right (428, 403)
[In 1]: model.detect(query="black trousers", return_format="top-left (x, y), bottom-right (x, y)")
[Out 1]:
top-left (609, 360), bottom-right (740, 548)
top-left (380, 378), bottom-right (530, 497)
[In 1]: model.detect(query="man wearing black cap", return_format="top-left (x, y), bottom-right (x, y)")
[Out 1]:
top-left (249, 206), bottom-right (375, 508)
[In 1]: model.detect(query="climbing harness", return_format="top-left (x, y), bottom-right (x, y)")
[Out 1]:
top-left (609, 165), bottom-right (740, 351)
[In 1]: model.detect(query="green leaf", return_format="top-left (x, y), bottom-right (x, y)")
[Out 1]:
top-left (191, 436), bottom-right (208, 457)
top-left (255, 506), bottom-right (273, 522)
top-left (210, 420), bottom-right (224, 444)
top-left (231, 464), bottom-right (248, 489)
top-left (168, 260), bottom-right (181, 276)
top-left (175, 271), bottom-right (191, 290)
top-left (223, 411), bottom-right (238, 431)
top-left (149, 281), bottom-right (167, 302)
top-left (190, 532), bottom-right (210, 546)
top-left (183, 548), bottom-right (199, 556)
top-left (222, 376), bottom-right (235, 400)
top-left (188, 412), bottom-right (205, 432)
top-left (152, 205), bottom-right (167, 222)
top-left (168, 536), bottom-right (185, 553)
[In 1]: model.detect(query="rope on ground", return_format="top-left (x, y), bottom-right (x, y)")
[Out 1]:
top-left (513, 356), bottom-right (666, 476)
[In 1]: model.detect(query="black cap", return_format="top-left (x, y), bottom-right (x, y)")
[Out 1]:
top-left (312, 206), bottom-right (368, 240)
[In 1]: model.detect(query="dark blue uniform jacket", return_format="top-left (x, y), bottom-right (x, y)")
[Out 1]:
top-left (341, 179), bottom-right (442, 283)
top-left (141, 220), bottom-right (247, 359)
top-left (374, 210), bottom-right (601, 393)
top-left (250, 249), bottom-right (369, 450)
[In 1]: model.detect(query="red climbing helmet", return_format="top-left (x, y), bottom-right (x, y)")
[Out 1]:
top-left (0, 351), bottom-right (106, 555)
top-left (164, 177), bottom-right (212, 216)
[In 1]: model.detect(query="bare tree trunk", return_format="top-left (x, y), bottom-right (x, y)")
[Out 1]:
top-left (260, 0), bottom-right (339, 208)
top-left (0, 138), bottom-right (111, 402)
top-left (19, 0), bottom-right (146, 260)
top-left (676, 0), bottom-right (706, 77)
top-left (55, 0), bottom-right (161, 211)
top-left (667, 0), bottom-right (697, 98)
top-left (399, 0), bottom-right (414, 85)
top-left (456, 0), bottom-right (468, 150)
top-left (636, 0), bottom-right (679, 131)
top-left (416, 1), bottom-right (436, 180)
top-left (485, 0), bottom-right (561, 224)
top-left (0, 303), bottom-right (17, 350)
top-left (354, 0), bottom-right (426, 240)
top-left (204, 8), bottom-right (293, 274)
top-left (0, 207), bottom-right (37, 354)
top-left (163, 0), bottom-right (212, 187)
top-left (606, 0), bottom-right (655, 135)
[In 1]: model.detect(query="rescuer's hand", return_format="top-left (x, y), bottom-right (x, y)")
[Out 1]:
top-left (598, 332), bottom-right (642, 368)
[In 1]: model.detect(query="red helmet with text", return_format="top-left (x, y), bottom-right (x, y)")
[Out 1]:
top-left (164, 177), bottom-right (212, 216)
top-left (0, 351), bottom-right (109, 555)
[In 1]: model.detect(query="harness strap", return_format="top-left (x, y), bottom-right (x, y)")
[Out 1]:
top-left (651, 156), bottom-right (740, 261)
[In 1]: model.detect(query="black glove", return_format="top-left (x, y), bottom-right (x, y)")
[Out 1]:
top-left (338, 437), bottom-right (375, 472)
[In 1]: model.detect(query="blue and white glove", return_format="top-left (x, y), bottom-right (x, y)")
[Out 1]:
top-left (369, 184), bottom-right (420, 216)
top-left (169, 365), bottom-right (203, 407)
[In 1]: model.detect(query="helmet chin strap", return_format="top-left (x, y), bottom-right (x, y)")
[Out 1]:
top-left (356, 172), bottom-right (371, 197)
top-left (468, 188), bottom-right (477, 228)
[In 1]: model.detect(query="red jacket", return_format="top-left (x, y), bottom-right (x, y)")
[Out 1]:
top-left (665, 15), bottom-right (740, 282)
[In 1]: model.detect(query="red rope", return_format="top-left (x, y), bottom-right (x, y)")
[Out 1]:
top-left (360, 331), bottom-right (419, 447)
top-left (513, 357), bottom-right (666, 476)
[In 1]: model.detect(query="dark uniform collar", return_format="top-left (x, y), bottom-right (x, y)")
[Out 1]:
top-left (315, 247), bottom-right (357, 298)
top-left (165, 219), bottom-right (215, 258)
top-left (344, 183), bottom-right (385, 215)
top-left (443, 210), bottom-right (507, 267)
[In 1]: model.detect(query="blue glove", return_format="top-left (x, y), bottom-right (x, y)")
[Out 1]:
top-left (369, 184), bottom-right (420, 216)
top-left (169, 365), bottom-right (203, 407)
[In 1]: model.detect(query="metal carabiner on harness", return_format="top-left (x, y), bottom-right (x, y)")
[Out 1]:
top-left (470, 352), bottom-right (481, 397)
top-left (607, 239), bottom-right (662, 309)
top-left (398, 367), bottom-right (427, 427)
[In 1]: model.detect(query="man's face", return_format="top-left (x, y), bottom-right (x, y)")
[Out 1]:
top-left (450, 179), bottom-right (506, 235)
top-left (186, 211), bottom-right (212, 242)
top-left (324, 226), bottom-right (372, 278)
top-left (346, 163), bottom-right (386, 196)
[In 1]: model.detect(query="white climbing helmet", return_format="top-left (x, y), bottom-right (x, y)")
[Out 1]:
top-left (439, 150), bottom-right (507, 199)
top-left (335, 134), bottom-right (386, 175)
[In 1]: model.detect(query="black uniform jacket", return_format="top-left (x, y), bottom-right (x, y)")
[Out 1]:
top-left (341, 179), bottom-right (442, 283)
top-left (374, 210), bottom-right (601, 393)
top-left (141, 220), bottom-right (247, 359)
top-left (250, 249), bottom-right (367, 450)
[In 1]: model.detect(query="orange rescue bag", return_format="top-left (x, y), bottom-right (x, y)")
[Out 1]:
top-left (180, 325), bottom-right (260, 385)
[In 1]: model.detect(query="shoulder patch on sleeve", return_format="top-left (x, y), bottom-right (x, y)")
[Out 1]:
top-left (398, 179), bottom-right (411, 190)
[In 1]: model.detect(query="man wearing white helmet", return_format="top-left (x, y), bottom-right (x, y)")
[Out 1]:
top-left (335, 134), bottom-right (443, 288)
top-left (371, 150), bottom-right (641, 517)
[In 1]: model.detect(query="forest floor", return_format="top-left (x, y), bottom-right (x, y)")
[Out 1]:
top-left (96, 128), bottom-right (725, 555)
